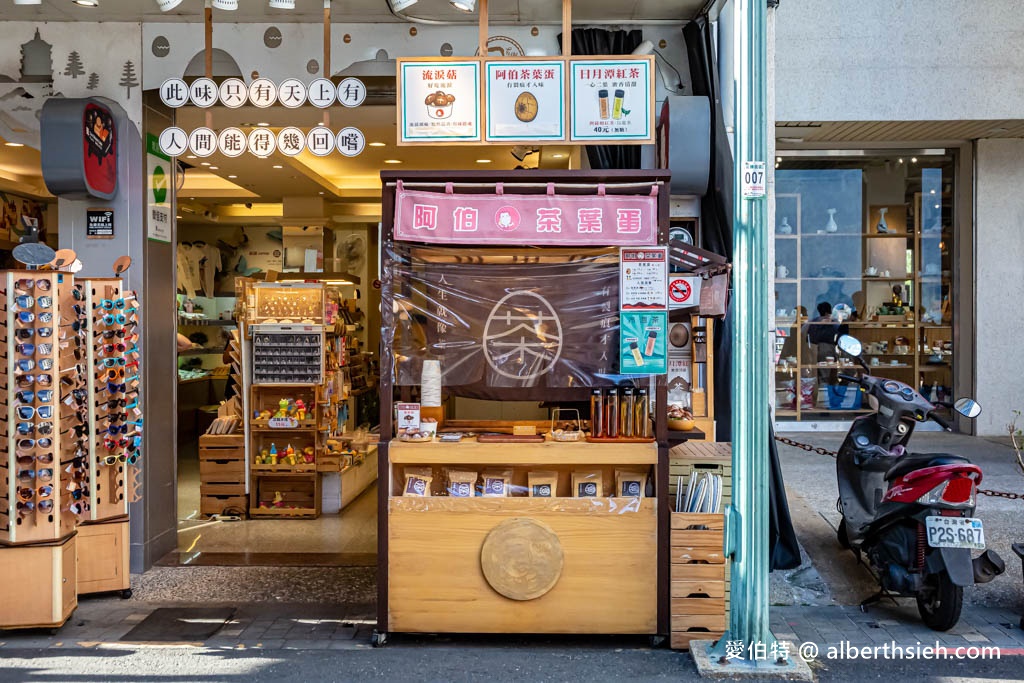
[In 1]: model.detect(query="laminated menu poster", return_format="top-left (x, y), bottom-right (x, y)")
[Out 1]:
top-left (391, 250), bottom-right (621, 400)
top-left (620, 247), bottom-right (668, 310)
top-left (619, 311), bottom-right (667, 375)
top-left (398, 60), bottom-right (480, 143)
top-left (485, 60), bottom-right (565, 142)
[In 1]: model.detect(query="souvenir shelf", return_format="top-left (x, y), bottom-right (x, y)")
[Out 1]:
top-left (773, 191), bottom-right (953, 421)
top-left (250, 282), bottom-right (325, 325)
top-left (251, 325), bottom-right (325, 386)
top-left (376, 170), bottom-right (675, 641)
top-left (248, 384), bottom-right (321, 519)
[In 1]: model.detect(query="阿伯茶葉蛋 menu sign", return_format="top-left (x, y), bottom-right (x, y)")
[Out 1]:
top-left (485, 60), bottom-right (565, 142)
top-left (398, 60), bottom-right (481, 144)
top-left (396, 56), bottom-right (654, 146)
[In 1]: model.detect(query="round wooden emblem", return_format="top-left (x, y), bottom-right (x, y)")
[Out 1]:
top-left (480, 518), bottom-right (563, 601)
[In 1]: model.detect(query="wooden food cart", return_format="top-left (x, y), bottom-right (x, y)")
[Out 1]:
top-left (375, 170), bottom-right (675, 643)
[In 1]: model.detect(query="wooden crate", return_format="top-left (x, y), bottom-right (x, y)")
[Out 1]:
top-left (200, 494), bottom-right (250, 517)
top-left (249, 474), bottom-right (319, 519)
top-left (668, 441), bottom-right (732, 503)
top-left (669, 511), bottom-right (729, 650)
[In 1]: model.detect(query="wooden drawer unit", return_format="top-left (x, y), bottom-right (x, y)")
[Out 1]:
top-left (668, 441), bottom-right (732, 503)
top-left (669, 512), bottom-right (728, 650)
top-left (199, 434), bottom-right (246, 517)
top-left (0, 534), bottom-right (77, 630)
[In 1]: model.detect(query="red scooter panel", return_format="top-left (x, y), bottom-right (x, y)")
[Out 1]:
top-left (883, 463), bottom-right (983, 503)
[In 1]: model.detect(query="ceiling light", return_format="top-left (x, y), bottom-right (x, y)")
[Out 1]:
top-left (200, 162), bottom-right (210, 166)
top-left (156, 0), bottom-right (183, 11)
top-left (898, 158), bottom-right (904, 164)
top-left (272, 164), bottom-right (283, 169)
top-left (318, 191), bottom-right (325, 195)
top-left (14, 0), bottom-right (43, 5)
top-left (911, 157), bottom-right (918, 163)
top-left (228, 174), bottom-right (237, 179)
top-left (4, 142), bottom-right (25, 147)
top-left (211, 0), bottom-right (237, 10)
top-left (257, 122), bottom-right (270, 127)
top-left (269, 0), bottom-right (295, 7)
top-left (449, 0), bottom-right (475, 11)
top-left (209, 166), bottom-right (219, 170)
top-left (476, 159), bottom-right (491, 164)
top-left (551, 153), bottom-right (566, 159)
top-left (369, 142), bottom-right (386, 147)
top-left (186, 155), bottom-right (197, 160)
top-left (72, 0), bottom-right (99, 6)
top-left (388, 0), bottom-right (419, 11)
top-left (176, 215), bottom-right (182, 219)
top-left (384, 159), bottom-right (402, 164)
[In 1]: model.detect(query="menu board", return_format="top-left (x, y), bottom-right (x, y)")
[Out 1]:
top-left (620, 247), bottom-right (668, 310)
top-left (485, 60), bottom-right (565, 142)
top-left (569, 58), bottom-right (654, 142)
top-left (398, 60), bottom-right (481, 144)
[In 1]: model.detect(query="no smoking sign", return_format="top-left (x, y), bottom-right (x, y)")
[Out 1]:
top-left (668, 276), bottom-right (701, 309)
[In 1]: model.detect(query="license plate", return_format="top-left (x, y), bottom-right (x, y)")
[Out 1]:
top-left (925, 516), bottom-right (985, 550)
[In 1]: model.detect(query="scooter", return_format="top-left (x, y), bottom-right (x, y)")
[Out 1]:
top-left (833, 335), bottom-right (1004, 631)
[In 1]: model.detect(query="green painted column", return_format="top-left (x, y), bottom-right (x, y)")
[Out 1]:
top-left (710, 0), bottom-right (773, 665)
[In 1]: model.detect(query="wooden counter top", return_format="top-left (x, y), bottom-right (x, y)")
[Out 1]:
top-left (388, 438), bottom-right (657, 465)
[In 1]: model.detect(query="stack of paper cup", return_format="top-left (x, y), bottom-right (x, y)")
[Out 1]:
top-left (421, 360), bottom-right (442, 407)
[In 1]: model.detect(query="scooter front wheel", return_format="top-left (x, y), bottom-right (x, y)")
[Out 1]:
top-left (837, 518), bottom-right (850, 549)
top-left (916, 570), bottom-right (963, 631)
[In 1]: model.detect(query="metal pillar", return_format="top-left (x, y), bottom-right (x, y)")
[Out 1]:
top-left (708, 0), bottom-right (775, 667)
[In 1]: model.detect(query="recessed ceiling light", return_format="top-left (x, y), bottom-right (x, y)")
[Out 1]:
top-left (209, 166), bottom-right (219, 170)
top-left (4, 142), bottom-right (24, 147)
top-left (911, 157), bottom-right (918, 163)
top-left (384, 159), bottom-right (402, 164)
top-left (476, 159), bottom-right (491, 164)
top-left (200, 162), bottom-right (210, 166)
top-left (272, 164), bottom-right (283, 169)
top-left (73, 0), bottom-right (99, 6)
top-left (551, 153), bottom-right (565, 159)
top-left (176, 215), bottom-right (182, 219)
top-left (257, 122), bottom-right (270, 127)
top-left (369, 142), bottom-right (386, 147)
top-left (450, 0), bottom-right (474, 11)
top-left (318, 191), bottom-right (325, 195)
top-left (228, 174), bottom-right (237, 179)
top-left (186, 155), bottom-right (197, 160)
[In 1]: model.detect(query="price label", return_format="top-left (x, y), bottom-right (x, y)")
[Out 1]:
top-left (742, 160), bottom-right (766, 199)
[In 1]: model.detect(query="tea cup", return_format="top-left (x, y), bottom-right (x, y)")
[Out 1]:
top-left (776, 265), bottom-right (790, 279)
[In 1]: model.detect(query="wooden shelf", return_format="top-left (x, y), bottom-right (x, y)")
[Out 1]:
top-left (251, 464), bottom-right (316, 474)
top-left (388, 438), bottom-right (658, 465)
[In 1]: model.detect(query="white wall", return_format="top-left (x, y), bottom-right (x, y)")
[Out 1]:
top-left (775, 0), bottom-right (1024, 122)
top-left (975, 139), bottom-right (1024, 436)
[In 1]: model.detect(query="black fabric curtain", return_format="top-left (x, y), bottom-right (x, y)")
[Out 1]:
top-left (683, 19), bottom-right (734, 442)
top-left (558, 28), bottom-right (643, 170)
top-left (684, 20), bottom-right (799, 571)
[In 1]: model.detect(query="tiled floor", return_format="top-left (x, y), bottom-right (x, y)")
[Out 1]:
top-left (174, 441), bottom-right (377, 564)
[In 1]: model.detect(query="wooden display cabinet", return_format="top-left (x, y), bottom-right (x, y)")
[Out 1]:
top-left (386, 440), bottom-right (658, 634)
top-left (76, 519), bottom-right (131, 597)
top-left (249, 385), bottom-right (320, 518)
top-left (0, 533), bottom-right (77, 631)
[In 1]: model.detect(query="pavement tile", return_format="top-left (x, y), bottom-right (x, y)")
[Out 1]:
top-left (962, 632), bottom-right (991, 642)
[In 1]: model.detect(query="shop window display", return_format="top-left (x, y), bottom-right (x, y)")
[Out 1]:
top-left (773, 153), bottom-right (956, 421)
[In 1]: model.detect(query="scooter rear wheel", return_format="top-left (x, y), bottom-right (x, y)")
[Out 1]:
top-left (837, 518), bottom-right (850, 549)
top-left (916, 570), bottom-right (963, 631)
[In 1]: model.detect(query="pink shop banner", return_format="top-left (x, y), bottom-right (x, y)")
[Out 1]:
top-left (394, 185), bottom-right (658, 246)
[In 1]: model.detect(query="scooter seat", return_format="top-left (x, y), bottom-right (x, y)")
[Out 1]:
top-left (885, 452), bottom-right (970, 481)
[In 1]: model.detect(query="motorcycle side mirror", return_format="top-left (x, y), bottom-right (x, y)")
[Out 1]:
top-left (953, 398), bottom-right (982, 419)
top-left (836, 335), bottom-right (863, 358)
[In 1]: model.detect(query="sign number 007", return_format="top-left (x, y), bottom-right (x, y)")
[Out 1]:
top-left (742, 160), bottom-right (766, 199)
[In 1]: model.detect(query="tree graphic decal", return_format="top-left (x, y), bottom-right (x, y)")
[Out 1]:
top-left (119, 60), bottom-right (139, 99)
top-left (87, 72), bottom-right (99, 90)
top-left (64, 51), bottom-right (85, 79)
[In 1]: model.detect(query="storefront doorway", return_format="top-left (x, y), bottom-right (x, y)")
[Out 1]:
top-left (158, 92), bottom-right (575, 564)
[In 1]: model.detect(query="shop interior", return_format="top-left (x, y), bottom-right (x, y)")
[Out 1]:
top-left (167, 95), bottom-right (578, 564)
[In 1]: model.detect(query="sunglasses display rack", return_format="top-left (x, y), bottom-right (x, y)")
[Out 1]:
top-left (80, 279), bottom-right (138, 523)
top-left (0, 270), bottom-right (78, 631)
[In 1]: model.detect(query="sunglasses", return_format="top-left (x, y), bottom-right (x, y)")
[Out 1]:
top-left (102, 357), bottom-right (127, 368)
top-left (17, 501), bottom-right (34, 517)
top-left (16, 487), bottom-right (34, 502)
top-left (37, 296), bottom-right (53, 309)
top-left (67, 424), bottom-right (90, 438)
top-left (97, 329), bottom-right (127, 340)
top-left (16, 452), bottom-right (53, 466)
top-left (14, 359), bottom-right (34, 373)
top-left (97, 298), bottom-right (127, 310)
top-left (17, 421), bottom-right (54, 436)
top-left (37, 485), bottom-right (53, 499)
top-left (68, 501), bottom-right (90, 515)
top-left (13, 328), bottom-right (35, 341)
top-left (71, 285), bottom-right (84, 301)
top-left (17, 405), bottom-right (53, 420)
top-left (104, 452), bottom-right (139, 466)
top-left (16, 374), bottom-right (52, 388)
top-left (99, 342), bottom-right (128, 355)
top-left (17, 437), bottom-right (52, 450)
top-left (14, 295), bottom-right (34, 310)
top-left (15, 278), bottom-right (52, 294)
top-left (16, 311), bottom-right (34, 324)
top-left (101, 313), bottom-right (128, 327)
top-left (38, 499), bottom-right (54, 513)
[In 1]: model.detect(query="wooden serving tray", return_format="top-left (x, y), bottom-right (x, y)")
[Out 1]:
top-left (585, 436), bottom-right (657, 444)
top-left (476, 434), bottom-right (546, 443)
